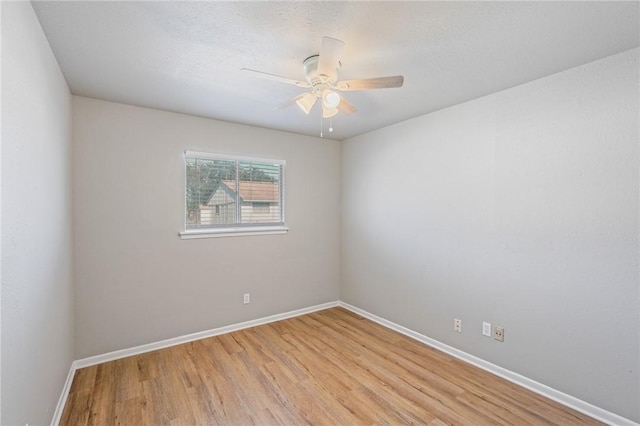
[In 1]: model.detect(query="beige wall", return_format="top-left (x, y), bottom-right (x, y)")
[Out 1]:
top-left (72, 97), bottom-right (341, 358)
top-left (1, 2), bottom-right (74, 424)
top-left (341, 48), bottom-right (639, 422)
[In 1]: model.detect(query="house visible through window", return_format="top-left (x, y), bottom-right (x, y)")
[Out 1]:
top-left (184, 151), bottom-right (285, 233)
top-left (252, 202), bottom-right (270, 213)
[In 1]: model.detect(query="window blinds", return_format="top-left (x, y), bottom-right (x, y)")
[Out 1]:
top-left (184, 151), bottom-right (285, 230)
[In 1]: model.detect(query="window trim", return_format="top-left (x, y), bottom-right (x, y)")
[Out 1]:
top-left (184, 151), bottom-right (286, 165)
top-left (180, 150), bottom-right (288, 239)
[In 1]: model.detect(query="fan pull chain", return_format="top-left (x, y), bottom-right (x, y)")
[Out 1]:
top-left (329, 117), bottom-right (333, 133)
top-left (320, 114), bottom-right (324, 138)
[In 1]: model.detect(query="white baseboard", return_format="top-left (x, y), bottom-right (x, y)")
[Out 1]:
top-left (74, 301), bottom-right (339, 369)
top-left (52, 300), bottom-right (638, 426)
top-left (51, 361), bottom-right (76, 426)
top-left (338, 301), bottom-right (638, 426)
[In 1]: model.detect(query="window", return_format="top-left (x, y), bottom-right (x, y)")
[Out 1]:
top-left (180, 151), bottom-right (287, 238)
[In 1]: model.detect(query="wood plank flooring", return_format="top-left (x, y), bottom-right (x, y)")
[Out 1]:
top-left (60, 307), bottom-right (602, 425)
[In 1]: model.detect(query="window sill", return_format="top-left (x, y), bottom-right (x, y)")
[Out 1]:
top-left (179, 225), bottom-right (289, 239)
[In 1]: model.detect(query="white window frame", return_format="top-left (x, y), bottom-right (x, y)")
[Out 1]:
top-left (179, 150), bottom-right (288, 239)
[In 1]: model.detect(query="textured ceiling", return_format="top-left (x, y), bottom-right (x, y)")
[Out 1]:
top-left (32, 1), bottom-right (639, 141)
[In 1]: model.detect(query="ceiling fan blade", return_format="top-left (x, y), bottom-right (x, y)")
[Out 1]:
top-left (241, 68), bottom-right (310, 88)
top-left (336, 95), bottom-right (357, 115)
top-left (335, 75), bottom-right (404, 91)
top-left (317, 36), bottom-right (345, 77)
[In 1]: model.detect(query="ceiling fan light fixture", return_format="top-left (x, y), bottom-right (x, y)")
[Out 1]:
top-left (322, 106), bottom-right (339, 118)
top-left (295, 92), bottom-right (316, 114)
top-left (322, 90), bottom-right (341, 109)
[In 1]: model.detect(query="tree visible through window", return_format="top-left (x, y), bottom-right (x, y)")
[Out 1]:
top-left (185, 152), bottom-right (285, 230)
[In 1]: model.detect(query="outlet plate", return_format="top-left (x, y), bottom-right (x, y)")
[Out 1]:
top-left (494, 326), bottom-right (504, 342)
top-left (243, 293), bottom-right (250, 304)
top-left (482, 322), bottom-right (492, 337)
top-left (454, 318), bottom-right (462, 333)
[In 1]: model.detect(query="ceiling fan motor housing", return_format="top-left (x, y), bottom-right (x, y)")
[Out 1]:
top-left (303, 55), bottom-right (339, 93)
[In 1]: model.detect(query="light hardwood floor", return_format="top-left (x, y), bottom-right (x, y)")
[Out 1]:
top-left (61, 307), bottom-right (602, 425)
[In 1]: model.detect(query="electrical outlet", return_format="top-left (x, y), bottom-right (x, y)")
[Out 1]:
top-left (494, 326), bottom-right (504, 342)
top-left (482, 322), bottom-right (492, 337)
top-left (454, 318), bottom-right (462, 333)
top-left (243, 293), bottom-right (250, 304)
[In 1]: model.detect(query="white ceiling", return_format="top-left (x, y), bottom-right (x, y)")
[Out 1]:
top-left (32, 1), bottom-right (639, 141)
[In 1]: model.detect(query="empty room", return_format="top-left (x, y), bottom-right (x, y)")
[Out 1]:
top-left (2, 1), bottom-right (639, 425)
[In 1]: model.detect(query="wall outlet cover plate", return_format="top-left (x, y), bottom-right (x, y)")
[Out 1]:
top-left (482, 322), bottom-right (491, 337)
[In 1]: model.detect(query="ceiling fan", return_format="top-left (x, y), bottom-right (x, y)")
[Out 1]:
top-left (241, 36), bottom-right (404, 119)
